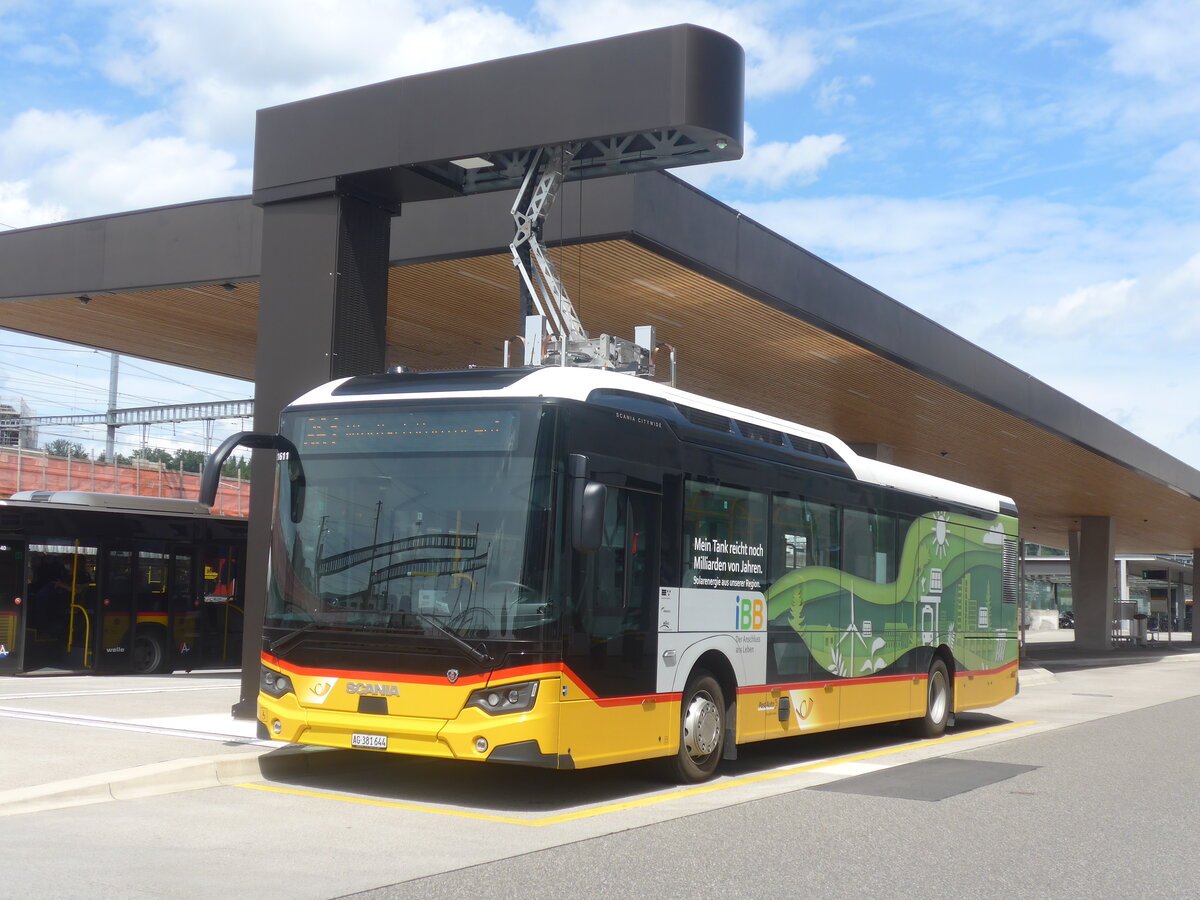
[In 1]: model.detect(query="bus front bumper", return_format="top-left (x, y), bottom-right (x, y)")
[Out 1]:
top-left (257, 683), bottom-right (563, 765)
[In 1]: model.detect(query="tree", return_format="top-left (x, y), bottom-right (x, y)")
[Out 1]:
top-left (175, 449), bottom-right (208, 473)
top-left (221, 455), bottom-right (251, 481)
top-left (125, 445), bottom-right (251, 481)
top-left (133, 447), bottom-right (173, 467)
top-left (70, 443), bottom-right (251, 482)
top-left (44, 439), bottom-right (89, 460)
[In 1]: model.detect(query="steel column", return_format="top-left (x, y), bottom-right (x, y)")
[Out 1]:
top-left (235, 190), bottom-right (391, 717)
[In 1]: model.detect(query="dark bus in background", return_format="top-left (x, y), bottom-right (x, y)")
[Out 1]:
top-left (0, 491), bottom-right (246, 675)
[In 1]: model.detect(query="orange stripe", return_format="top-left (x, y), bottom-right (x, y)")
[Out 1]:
top-left (738, 658), bottom-right (1019, 694)
top-left (737, 672), bottom-right (915, 694)
top-left (261, 652), bottom-right (683, 707)
top-left (954, 659), bottom-right (1018, 678)
top-left (261, 652), bottom-right (562, 687)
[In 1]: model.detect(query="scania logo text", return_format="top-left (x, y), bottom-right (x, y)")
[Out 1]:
top-left (345, 682), bottom-right (399, 696)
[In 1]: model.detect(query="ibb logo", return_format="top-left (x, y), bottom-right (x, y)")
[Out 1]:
top-left (735, 595), bottom-right (765, 631)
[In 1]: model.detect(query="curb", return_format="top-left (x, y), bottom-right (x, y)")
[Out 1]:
top-left (0, 745), bottom-right (338, 817)
top-left (1018, 665), bottom-right (1056, 687)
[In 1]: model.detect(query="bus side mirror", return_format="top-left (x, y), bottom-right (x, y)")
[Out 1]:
top-left (200, 431), bottom-right (305, 522)
top-left (573, 481), bottom-right (607, 553)
top-left (285, 454), bottom-right (306, 523)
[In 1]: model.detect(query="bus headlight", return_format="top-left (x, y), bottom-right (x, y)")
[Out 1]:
top-left (261, 666), bottom-right (294, 698)
top-left (466, 680), bottom-right (539, 715)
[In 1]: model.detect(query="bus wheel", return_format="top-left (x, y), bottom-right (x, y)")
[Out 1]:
top-left (912, 658), bottom-right (950, 738)
top-left (667, 671), bottom-right (725, 783)
top-left (132, 629), bottom-right (170, 675)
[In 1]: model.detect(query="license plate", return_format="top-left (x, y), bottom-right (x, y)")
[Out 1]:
top-left (351, 733), bottom-right (387, 750)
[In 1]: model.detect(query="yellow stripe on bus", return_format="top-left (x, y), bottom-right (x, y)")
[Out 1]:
top-left (235, 719), bottom-right (1037, 826)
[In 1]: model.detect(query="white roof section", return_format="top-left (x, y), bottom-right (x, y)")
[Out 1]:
top-left (290, 367), bottom-right (1014, 514)
top-left (6, 490), bottom-right (217, 517)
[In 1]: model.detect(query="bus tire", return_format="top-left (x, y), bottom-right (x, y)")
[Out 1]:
top-left (912, 658), bottom-right (950, 739)
top-left (132, 628), bottom-right (171, 675)
top-left (665, 671), bottom-right (725, 783)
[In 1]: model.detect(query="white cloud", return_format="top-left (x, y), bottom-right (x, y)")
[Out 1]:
top-left (1092, 0), bottom-right (1200, 84)
top-left (732, 190), bottom-right (1200, 468)
top-left (0, 181), bottom-right (67, 228)
top-left (1020, 278), bottom-right (1135, 334)
top-left (1016, 253), bottom-right (1200, 345)
top-left (3, 2), bottom-right (832, 221)
top-left (104, 0), bottom-right (543, 145)
top-left (15, 32), bottom-right (80, 66)
top-left (1136, 141), bottom-right (1200, 204)
top-left (739, 194), bottom-right (1087, 267)
top-left (683, 124), bottom-right (846, 191)
top-left (0, 109), bottom-right (249, 222)
top-left (536, 0), bottom-right (821, 97)
top-left (94, 0), bottom-right (825, 150)
top-left (815, 76), bottom-right (862, 112)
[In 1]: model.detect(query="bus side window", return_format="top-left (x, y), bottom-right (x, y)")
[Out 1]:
top-left (771, 494), bottom-right (842, 578)
top-left (682, 480), bottom-right (768, 590)
top-left (843, 508), bottom-right (879, 583)
top-left (842, 508), bottom-right (906, 584)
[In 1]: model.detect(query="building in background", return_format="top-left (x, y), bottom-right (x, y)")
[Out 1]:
top-left (0, 400), bottom-right (37, 450)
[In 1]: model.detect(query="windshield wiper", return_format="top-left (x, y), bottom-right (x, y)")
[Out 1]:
top-left (412, 612), bottom-right (493, 666)
top-left (266, 620), bottom-right (321, 654)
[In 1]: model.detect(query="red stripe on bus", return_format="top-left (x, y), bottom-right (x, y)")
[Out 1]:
top-left (257, 655), bottom-right (1023, 709)
top-left (260, 654), bottom-right (682, 707)
top-left (262, 653), bottom-right (561, 687)
top-left (737, 672), bottom-right (913, 694)
top-left (738, 659), bottom-right (1019, 694)
top-left (591, 691), bottom-right (680, 708)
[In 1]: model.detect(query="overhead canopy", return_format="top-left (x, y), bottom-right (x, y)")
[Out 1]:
top-left (4, 170), bottom-right (1200, 553)
top-left (251, 24), bottom-right (744, 207)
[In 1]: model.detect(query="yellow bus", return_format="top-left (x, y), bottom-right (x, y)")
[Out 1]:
top-left (0, 492), bottom-right (244, 675)
top-left (206, 366), bottom-right (1017, 781)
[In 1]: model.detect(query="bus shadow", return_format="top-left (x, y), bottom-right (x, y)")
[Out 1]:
top-left (256, 712), bottom-right (1014, 815)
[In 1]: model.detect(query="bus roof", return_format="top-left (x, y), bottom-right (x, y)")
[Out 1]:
top-left (289, 367), bottom-right (1016, 515)
top-left (6, 490), bottom-right (225, 518)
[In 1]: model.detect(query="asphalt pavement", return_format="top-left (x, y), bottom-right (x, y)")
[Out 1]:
top-left (0, 670), bottom-right (333, 816)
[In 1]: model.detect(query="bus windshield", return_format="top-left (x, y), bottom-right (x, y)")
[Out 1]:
top-left (265, 402), bottom-right (559, 648)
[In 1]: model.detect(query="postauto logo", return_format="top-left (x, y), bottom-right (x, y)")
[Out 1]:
top-left (734, 595), bottom-right (765, 631)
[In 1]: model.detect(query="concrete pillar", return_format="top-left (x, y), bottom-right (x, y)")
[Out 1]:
top-left (234, 189), bottom-right (392, 717)
top-left (1069, 517), bottom-right (1116, 651)
top-left (1193, 549), bottom-right (1200, 645)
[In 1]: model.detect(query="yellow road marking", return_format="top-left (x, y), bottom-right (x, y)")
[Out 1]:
top-left (235, 719), bottom-right (1037, 827)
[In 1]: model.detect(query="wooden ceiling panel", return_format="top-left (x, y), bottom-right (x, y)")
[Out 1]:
top-left (1, 284), bottom-right (259, 381)
top-left (5, 238), bottom-right (1199, 553)
top-left (384, 241), bottom-right (1200, 553)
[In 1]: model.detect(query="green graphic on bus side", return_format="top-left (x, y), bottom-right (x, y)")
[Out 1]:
top-left (764, 512), bottom-right (1017, 678)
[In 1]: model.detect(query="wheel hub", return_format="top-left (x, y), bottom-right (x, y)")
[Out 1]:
top-left (930, 671), bottom-right (948, 722)
top-left (683, 692), bottom-right (720, 759)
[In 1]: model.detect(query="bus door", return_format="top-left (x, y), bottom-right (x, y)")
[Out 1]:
top-left (167, 549), bottom-right (198, 671)
top-left (100, 544), bottom-right (173, 674)
top-left (562, 481), bottom-right (664, 764)
top-left (0, 542), bottom-right (24, 673)
top-left (99, 548), bottom-right (136, 671)
top-left (22, 541), bottom-right (98, 672)
top-left (196, 543), bottom-right (243, 667)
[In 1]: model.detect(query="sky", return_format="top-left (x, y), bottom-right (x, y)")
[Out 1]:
top-left (0, 0), bottom-right (1198, 468)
